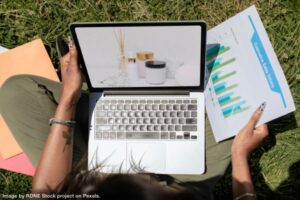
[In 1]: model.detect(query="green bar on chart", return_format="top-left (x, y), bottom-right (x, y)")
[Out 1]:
top-left (212, 71), bottom-right (236, 84)
top-left (211, 57), bottom-right (236, 72)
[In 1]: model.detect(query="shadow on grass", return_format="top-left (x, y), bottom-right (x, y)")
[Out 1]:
top-left (214, 113), bottom-right (299, 200)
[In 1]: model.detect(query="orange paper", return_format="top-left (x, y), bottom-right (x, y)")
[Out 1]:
top-left (0, 38), bottom-right (59, 159)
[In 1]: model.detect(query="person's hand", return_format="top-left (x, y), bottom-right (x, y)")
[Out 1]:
top-left (231, 102), bottom-right (269, 158)
top-left (59, 39), bottom-right (82, 105)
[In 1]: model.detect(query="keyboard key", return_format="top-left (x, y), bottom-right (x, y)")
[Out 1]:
top-left (177, 111), bottom-right (184, 117)
top-left (154, 125), bottom-right (160, 131)
top-left (125, 100), bottom-right (131, 103)
top-left (133, 125), bottom-right (139, 131)
top-left (175, 125), bottom-right (181, 131)
top-left (129, 111), bottom-right (135, 117)
top-left (126, 125), bottom-right (133, 131)
top-left (118, 100), bottom-right (124, 103)
top-left (154, 100), bottom-right (160, 103)
top-left (177, 135), bottom-right (183, 139)
top-left (161, 125), bottom-right (168, 131)
top-left (176, 100), bottom-right (182, 103)
top-left (161, 132), bottom-right (168, 139)
top-left (103, 132), bottom-right (110, 139)
top-left (110, 132), bottom-right (117, 139)
top-left (95, 132), bottom-right (102, 139)
top-left (156, 111), bottom-right (163, 117)
top-left (191, 100), bottom-right (197, 103)
top-left (137, 118), bottom-right (143, 124)
top-left (159, 105), bottom-right (166, 110)
top-left (124, 105), bottom-right (131, 110)
top-left (147, 125), bottom-right (154, 131)
top-left (138, 105), bottom-right (145, 110)
top-left (150, 118), bottom-right (157, 124)
top-left (149, 111), bottom-right (156, 117)
top-left (129, 118), bottom-right (135, 124)
top-left (170, 132), bottom-right (176, 139)
top-left (122, 118), bottom-right (129, 124)
top-left (179, 118), bottom-right (185, 124)
top-left (119, 125), bottom-right (125, 131)
top-left (164, 118), bottom-right (171, 124)
top-left (184, 132), bottom-right (190, 139)
top-left (191, 135), bottom-right (197, 140)
top-left (115, 118), bottom-right (122, 124)
top-left (142, 111), bottom-right (149, 117)
top-left (191, 112), bottom-right (197, 117)
top-left (117, 104), bottom-right (123, 110)
top-left (188, 104), bottom-right (197, 110)
top-left (166, 105), bottom-right (173, 110)
top-left (126, 132), bottom-right (159, 139)
top-left (96, 125), bottom-right (111, 131)
top-left (152, 104), bottom-right (159, 110)
top-left (135, 111), bottom-right (142, 117)
top-left (111, 100), bottom-right (117, 104)
top-left (143, 118), bottom-right (150, 124)
top-left (170, 111), bottom-right (176, 117)
top-left (95, 118), bottom-right (107, 124)
top-left (182, 125), bottom-right (197, 131)
top-left (117, 132), bottom-right (126, 139)
top-left (158, 118), bottom-right (164, 124)
top-left (112, 125), bottom-right (118, 131)
top-left (161, 100), bottom-right (168, 103)
top-left (132, 100), bottom-right (138, 103)
top-left (96, 111), bottom-right (107, 117)
top-left (186, 118), bottom-right (197, 124)
top-left (163, 112), bottom-right (169, 117)
top-left (183, 100), bottom-right (190, 103)
top-left (168, 125), bottom-right (175, 131)
top-left (169, 100), bottom-right (175, 103)
top-left (140, 125), bottom-right (147, 131)
top-left (173, 105), bottom-right (180, 110)
top-left (121, 111), bottom-right (127, 117)
top-left (147, 100), bottom-right (153, 103)
top-left (103, 105), bottom-right (109, 110)
top-left (107, 111), bottom-right (113, 117)
top-left (184, 111), bottom-right (191, 117)
top-left (110, 105), bottom-right (116, 110)
top-left (171, 118), bottom-right (178, 124)
top-left (131, 105), bottom-right (138, 110)
top-left (139, 100), bottom-right (146, 103)
top-left (108, 118), bottom-right (114, 124)
top-left (180, 105), bottom-right (187, 110)
top-left (114, 111), bottom-right (121, 117)
top-left (145, 105), bottom-right (152, 110)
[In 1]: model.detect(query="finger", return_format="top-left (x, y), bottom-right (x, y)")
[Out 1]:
top-left (248, 102), bottom-right (266, 128)
top-left (59, 52), bottom-right (70, 69)
top-left (68, 39), bottom-right (80, 71)
top-left (254, 124), bottom-right (269, 138)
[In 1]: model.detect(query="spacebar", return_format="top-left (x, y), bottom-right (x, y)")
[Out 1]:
top-left (126, 132), bottom-right (160, 139)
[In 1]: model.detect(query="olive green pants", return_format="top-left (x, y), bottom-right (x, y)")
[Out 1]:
top-left (0, 75), bottom-right (233, 191)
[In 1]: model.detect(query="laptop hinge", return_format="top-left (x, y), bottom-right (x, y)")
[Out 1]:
top-left (103, 90), bottom-right (189, 96)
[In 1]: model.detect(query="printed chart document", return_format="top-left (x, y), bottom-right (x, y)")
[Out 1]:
top-left (205, 5), bottom-right (295, 142)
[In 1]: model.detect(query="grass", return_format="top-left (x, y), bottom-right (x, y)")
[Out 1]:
top-left (0, 0), bottom-right (299, 199)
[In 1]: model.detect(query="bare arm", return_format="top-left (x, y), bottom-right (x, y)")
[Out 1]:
top-left (231, 103), bottom-right (268, 199)
top-left (32, 42), bottom-right (82, 193)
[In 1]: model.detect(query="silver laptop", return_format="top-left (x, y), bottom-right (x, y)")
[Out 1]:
top-left (70, 21), bottom-right (207, 175)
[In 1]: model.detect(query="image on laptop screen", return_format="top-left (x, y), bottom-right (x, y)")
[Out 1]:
top-left (74, 25), bottom-right (202, 88)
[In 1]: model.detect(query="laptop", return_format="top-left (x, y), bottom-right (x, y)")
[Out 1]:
top-left (70, 21), bottom-right (207, 175)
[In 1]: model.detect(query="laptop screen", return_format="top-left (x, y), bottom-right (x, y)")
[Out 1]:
top-left (73, 23), bottom-right (204, 89)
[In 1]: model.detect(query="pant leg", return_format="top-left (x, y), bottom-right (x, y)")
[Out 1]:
top-left (0, 75), bottom-right (89, 167)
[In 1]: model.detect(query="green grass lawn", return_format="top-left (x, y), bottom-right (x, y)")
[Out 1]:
top-left (0, 0), bottom-right (299, 199)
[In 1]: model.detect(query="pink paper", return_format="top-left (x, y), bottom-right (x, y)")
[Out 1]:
top-left (0, 153), bottom-right (35, 176)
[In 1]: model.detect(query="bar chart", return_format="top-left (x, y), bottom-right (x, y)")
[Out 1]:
top-left (206, 44), bottom-right (250, 118)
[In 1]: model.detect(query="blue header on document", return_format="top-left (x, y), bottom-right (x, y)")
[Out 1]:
top-left (248, 16), bottom-right (286, 108)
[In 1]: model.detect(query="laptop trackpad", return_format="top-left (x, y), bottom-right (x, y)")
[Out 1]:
top-left (126, 143), bottom-right (166, 173)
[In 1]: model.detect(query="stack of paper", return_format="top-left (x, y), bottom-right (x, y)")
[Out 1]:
top-left (0, 39), bottom-right (59, 176)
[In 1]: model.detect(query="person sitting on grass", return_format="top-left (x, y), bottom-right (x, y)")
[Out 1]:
top-left (0, 39), bottom-right (268, 200)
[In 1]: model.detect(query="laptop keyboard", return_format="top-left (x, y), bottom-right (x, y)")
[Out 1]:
top-left (94, 98), bottom-right (198, 140)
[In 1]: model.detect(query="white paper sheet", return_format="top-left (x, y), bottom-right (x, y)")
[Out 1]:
top-left (205, 5), bottom-right (296, 142)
